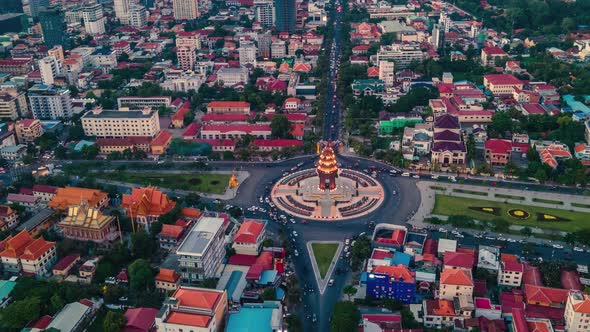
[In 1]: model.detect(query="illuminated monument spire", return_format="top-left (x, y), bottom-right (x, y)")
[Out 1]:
top-left (317, 144), bottom-right (338, 190)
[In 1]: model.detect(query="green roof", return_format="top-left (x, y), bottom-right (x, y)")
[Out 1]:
top-left (0, 279), bottom-right (16, 301)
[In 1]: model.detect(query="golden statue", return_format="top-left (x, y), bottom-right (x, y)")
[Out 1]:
top-left (229, 173), bottom-right (239, 188)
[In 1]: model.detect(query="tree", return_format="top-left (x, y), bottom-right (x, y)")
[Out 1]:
top-left (223, 150), bottom-right (234, 160)
top-left (131, 231), bottom-right (156, 259)
top-left (261, 288), bottom-right (277, 301)
top-left (0, 296), bottom-right (41, 328)
top-left (270, 115), bottom-right (291, 138)
top-left (350, 236), bottom-right (371, 271)
top-left (103, 310), bottom-right (127, 332)
top-left (330, 301), bottom-right (360, 332)
top-left (342, 285), bottom-right (357, 300)
top-left (184, 193), bottom-right (201, 207)
top-left (286, 314), bottom-right (303, 332)
top-left (49, 293), bottom-right (65, 314)
top-left (128, 259), bottom-right (154, 292)
top-left (520, 227), bottom-right (533, 237)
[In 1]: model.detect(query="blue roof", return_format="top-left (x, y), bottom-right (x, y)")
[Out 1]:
top-left (73, 140), bottom-right (95, 152)
top-left (258, 270), bottom-right (277, 285)
top-left (0, 279), bottom-right (16, 302)
top-left (392, 252), bottom-right (411, 266)
top-left (360, 271), bottom-right (368, 283)
top-left (226, 307), bottom-right (275, 332)
top-left (563, 95), bottom-right (590, 114)
top-left (275, 287), bottom-right (285, 301)
top-left (225, 271), bottom-right (242, 298)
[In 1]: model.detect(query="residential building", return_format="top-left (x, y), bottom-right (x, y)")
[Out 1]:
top-left (207, 101), bottom-right (251, 114)
top-left (475, 297), bottom-right (502, 320)
top-left (159, 223), bottom-right (186, 250)
top-left (216, 66), bottom-right (249, 87)
top-left (378, 60), bottom-right (394, 87)
top-left (366, 265), bottom-right (415, 303)
top-left (0, 206), bottom-right (17, 231)
top-left (48, 187), bottom-right (109, 211)
top-left (0, 230), bottom-right (57, 276)
top-left (58, 202), bottom-right (119, 244)
top-left (39, 56), bottom-right (62, 86)
top-left (257, 31), bottom-right (272, 58)
top-left (200, 124), bottom-right (271, 140)
top-left (33, 185), bottom-right (58, 203)
top-left (0, 278), bottom-right (16, 309)
top-left (123, 308), bottom-right (158, 332)
top-left (27, 0), bottom-right (50, 18)
top-left (0, 57), bottom-right (34, 75)
top-left (155, 268), bottom-right (181, 292)
top-left (15, 119), bottom-right (43, 144)
top-left (156, 287), bottom-right (228, 332)
top-left (39, 5), bottom-right (67, 48)
top-left (177, 216), bottom-right (226, 282)
top-left (129, 5), bottom-right (148, 28)
top-left (478, 245), bottom-right (500, 271)
top-left (255, 3), bottom-right (275, 27)
top-left (28, 84), bottom-right (73, 120)
top-left (46, 300), bottom-right (95, 332)
top-left (121, 187), bottom-right (176, 230)
top-left (485, 139), bottom-right (512, 166)
top-left (498, 260), bottom-right (524, 287)
top-left (117, 96), bottom-right (172, 110)
top-left (0, 91), bottom-right (28, 120)
top-left (150, 130), bottom-right (173, 155)
top-left (173, 0), bottom-right (199, 20)
top-left (271, 40), bottom-right (286, 59)
top-left (52, 254), bottom-right (81, 277)
top-left (565, 291), bottom-right (590, 332)
top-left (0, 144), bottom-right (27, 161)
top-left (239, 41), bottom-right (257, 66)
top-left (483, 74), bottom-right (524, 96)
top-left (95, 137), bottom-right (151, 154)
top-left (274, 0), bottom-right (295, 32)
top-left (423, 299), bottom-right (460, 329)
top-left (113, 0), bottom-right (131, 24)
top-left (481, 46), bottom-right (508, 67)
top-left (574, 143), bottom-right (590, 165)
top-left (585, 120), bottom-right (590, 144)
top-left (376, 44), bottom-right (424, 69)
top-left (439, 268), bottom-right (474, 300)
top-left (176, 32), bottom-right (201, 70)
top-left (443, 251), bottom-right (474, 271)
top-left (233, 220), bottom-right (266, 255)
top-left (431, 114), bottom-right (466, 167)
top-left (82, 3), bottom-right (106, 35)
top-left (81, 107), bottom-right (160, 138)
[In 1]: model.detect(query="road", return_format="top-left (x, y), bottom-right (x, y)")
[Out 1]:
top-left (321, 0), bottom-right (343, 142)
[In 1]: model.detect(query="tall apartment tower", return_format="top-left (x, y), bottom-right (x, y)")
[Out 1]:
top-left (238, 41), bottom-right (257, 66)
top-left (378, 60), bottom-right (394, 87)
top-left (129, 5), bottom-right (147, 28)
top-left (28, 84), bottom-right (73, 120)
top-left (255, 3), bottom-right (275, 27)
top-left (48, 45), bottom-right (64, 64)
top-left (432, 23), bottom-right (441, 50)
top-left (274, 0), bottom-right (295, 32)
top-left (39, 56), bottom-right (62, 85)
top-left (82, 2), bottom-right (106, 35)
top-left (24, 0), bottom-right (50, 19)
top-left (173, 0), bottom-right (199, 20)
top-left (113, 0), bottom-right (130, 24)
top-left (39, 5), bottom-right (67, 49)
top-left (257, 31), bottom-right (272, 58)
top-left (176, 31), bottom-right (200, 70)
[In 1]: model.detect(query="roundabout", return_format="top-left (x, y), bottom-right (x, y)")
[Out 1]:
top-left (270, 145), bottom-right (385, 221)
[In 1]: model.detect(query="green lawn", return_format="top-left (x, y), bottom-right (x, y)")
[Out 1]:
top-left (433, 194), bottom-right (590, 232)
top-left (311, 243), bottom-right (339, 279)
top-left (100, 172), bottom-right (231, 194)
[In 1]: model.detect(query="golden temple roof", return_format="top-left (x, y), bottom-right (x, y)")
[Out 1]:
top-left (317, 145), bottom-right (338, 174)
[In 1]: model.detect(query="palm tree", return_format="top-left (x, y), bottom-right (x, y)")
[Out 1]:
top-left (343, 285), bottom-right (357, 301)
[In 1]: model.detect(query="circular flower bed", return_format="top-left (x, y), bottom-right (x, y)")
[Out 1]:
top-left (508, 209), bottom-right (530, 219)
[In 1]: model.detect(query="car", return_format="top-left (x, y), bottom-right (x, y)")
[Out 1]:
top-left (484, 236), bottom-right (496, 240)
top-left (328, 279), bottom-right (334, 286)
top-left (412, 174), bottom-right (420, 179)
top-left (345, 239), bottom-right (350, 245)
top-left (431, 175), bottom-right (439, 180)
top-left (294, 250), bottom-right (299, 256)
top-left (552, 244), bottom-right (564, 249)
top-left (292, 231), bottom-right (298, 237)
top-left (259, 197), bottom-right (263, 203)
top-left (498, 237), bottom-right (506, 241)
top-left (438, 227), bottom-right (448, 233)
top-left (351, 241), bottom-right (356, 247)
top-left (507, 238), bottom-right (516, 243)
top-left (574, 247), bottom-right (584, 252)
top-left (346, 251), bottom-right (351, 257)
top-left (343, 246), bottom-right (349, 252)
top-left (290, 218), bottom-right (296, 224)
top-left (297, 162), bottom-right (304, 167)
top-left (449, 176), bottom-right (457, 182)
top-left (312, 314), bottom-right (317, 323)
top-left (401, 172), bottom-right (410, 177)
top-left (291, 166), bottom-right (297, 171)
top-left (474, 233), bottom-right (483, 238)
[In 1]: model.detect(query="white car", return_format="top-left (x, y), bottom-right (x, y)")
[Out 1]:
top-left (294, 250), bottom-right (299, 256)
top-left (290, 219), bottom-right (296, 224)
top-left (292, 231), bottom-right (298, 237)
top-left (552, 244), bottom-right (564, 249)
top-left (345, 239), bottom-right (350, 245)
top-left (574, 247), bottom-right (584, 252)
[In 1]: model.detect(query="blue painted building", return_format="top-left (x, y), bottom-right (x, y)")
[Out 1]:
top-left (366, 265), bottom-right (415, 303)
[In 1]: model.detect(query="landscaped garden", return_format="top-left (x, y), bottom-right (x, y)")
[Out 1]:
top-left (433, 194), bottom-right (590, 232)
top-left (99, 172), bottom-right (231, 194)
top-left (311, 242), bottom-right (339, 279)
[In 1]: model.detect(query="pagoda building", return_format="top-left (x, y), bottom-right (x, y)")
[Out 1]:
top-left (58, 201), bottom-right (119, 244)
top-left (317, 145), bottom-right (338, 190)
top-left (121, 187), bottom-right (176, 231)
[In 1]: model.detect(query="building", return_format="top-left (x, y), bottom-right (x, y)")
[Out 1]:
top-left (483, 74), bottom-right (524, 96)
top-left (239, 41), bottom-right (258, 66)
top-left (207, 101), bottom-right (251, 114)
top-left (498, 260), bottom-right (524, 287)
top-left (0, 57), bottom-right (34, 75)
top-left (478, 245), bottom-right (500, 271)
top-left (158, 223), bottom-right (186, 250)
top-left (274, 0), bottom-right (295, 32)
top-left (81, 107), bottom-right (160, 138)
top-left (443, 251), bottom-right (474, 271)
top-left (431, 114), bottom-right (466, 167)
top-left (123, 308), bottom-right (158, 332)
top-left (52, 254), bottom-right (81, 277)
top-left (439, 268), bottom-right (474, 300)
top-left (39, 55), bottom-right (62, 86)
top-left (575, 143), bottom-right (590, 165)
top-left (150, 130), bottom-right (172, 155)
top-left (0, 278), bottom-right (16, 309)
top-left (46, 300), bottom-right (95, 332)
top-left (233, 220), bottom-right (266, 255)
top-left (113, 0), bottom-right (131, 24)
top-left (540, 143), bottom-right (572, 168)
top-left (129, 5), bottom-right (148, 28)
top-left (565, 291), bottom-right (590, 332)
top-left (28, 84), bottom-right (73, 120)
top-left (378, 60), bottom-right (394, 87)
top-left (48, 187), bottom-right (109, 211)
top-left (0, 230), bottom-right (57, 276)
top-left (0, 145), bottom-right (26, 161)
top-left (0, 205), bottom-right (17, 231)
top-left (58, 202), bottom-right (119, 244)
top-left (177, 216), bottom-right (226, 282)
top-left (176, 32), bottom-right (201, 70)
top-left (15, 119), bottom-right (43, 144)
top-left (82, 3), bottom-right (106, 35)
top-left (33, 185), bottom-right (58, 203)
top-left (376, 44), bottom-right (424, 69)
top-left (39, 5), bottom-right (67, 49)
top-left (0, 91), bottom-right (28, 120)
top-left (271, 40), bottom-right (286, 59)
top-left (366, 265), bottom-right (415, 303)
top-left (216, 66), bottom-right (249, 87)
top-left (173, 0), bottom-right (199, 20)
top-left (117, 96), bottom-right (172, 109)
top-left (121, 187), bottom-right (176, 230)
top-left (155, 268), bottom-right (181, 293)
top-left (255, 4), bottom-right (275, 27)
top-left (27, 0), bottom-right (50, 18)
top-left (481, 46), bottom-right (508, 67)
top-left (95, 137), bottom-right (151, 154)
top-left (156, 287), bottom-right (228, 332)
top-left (201, 124), bottom-right (271, 140)
top-left (252, 139), bottom-right (303, 151)
top-left (485, 139), bottom-right (512, 166)
top-left (423, 299), bottom-right (459, 329)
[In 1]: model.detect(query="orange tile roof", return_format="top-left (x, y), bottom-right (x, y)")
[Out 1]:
top-left (207, 101), bottom-right (250, 108)
top-left (441, 268), bottom-right (474, 286)
top-left (234, 220), bottom-right (265, 244)
top-left (426, 299), bottom-right (455, 316)
top-left (150, 130), bottom-right (172, 147)
top-left (524, 284), bottom-right (568, 306)
top-left (172, 287), bottom-right (222, 310)
top-left (572, 292), bottom-right (590, 314)
top-left (501, 253), bottom-right (518, 263)
top-left (181, 208), bottom-right (202, 219)
top-left (121, 187), bottom-right (176, 218)
top-left (373, 264), bottom-right (415, 283)
top-left (0, 230), bottom-right (55, 261)
top-left (155, 268), bottom-right (180, 283)
top-left (527, 320), bottom-right (552, 332)
top-left (166, 312), bottom-right (212, 327)
top-left (48, 187), bottom-right (108, 210)
top-left (159, 224), bottom-right (184, 239)
top-left (21, 237), bottom-right (55, 260)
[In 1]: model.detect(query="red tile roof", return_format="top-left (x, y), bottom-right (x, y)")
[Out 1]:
top-left (150, 130), bottom-right (172, 146)
top-left (503, 261), bottom-right (524, 273)
top-left (182, 123), bottom-right (201, 137)
top-left (123, 307), bottom-right (158, 332)
top-left (375, 229), bottom-right (406, 245)
top-left (373, 264), bottom-right (415, 283)
top-left (501, 290), bottom-right (525, 314)
top-left (524, 284), bottom-right (569, 306)
top-left (155, 268), bottom-right (180, 283)
top-left (52, 254), bottom-right (80, 271)
top-left (522, 103), bottom-right (546, 115)
top-left (201, 114), bottom-right (249, 122)
top-left (371, 248), bottom-right (394, 260)
top-left (440, 268), bottom-right (473, 286)
top-left (560, 270), bottom-right (582, 291)
top-left (32, 184), bottom-right (59, 194)
top-left (234, 220), bottom-right (265, 244)
top-left (173, 287), bottom-right (223, 310)
top-left (227, 254), bottom-right (258, 266)
top-left (425, 299), bottom-right (455, 316)
top-left (444, 251), bottom-right (475, 269)
top-left (207, 101), bottom-right (250, 108)
top-left (511, 308), bottom-right (528, 332)
top-left (166, 312), bottom-right (211, 327)
top-left (246, 251), bottom-right (274, 280)
top-left (121, 187), bottom-right (176, 218)
top-left (201, 124), bottom-right (271, 134)
top-left (482, 46), bottom-right (508, 56)
top-left (571, 292), bottom-right (590, 314)
top-left (484, 74), bottom-right (523, 86)
top-left (159, 224), bottom-right (184, 240)
top-left (485, 139), bottom-right (512, 154)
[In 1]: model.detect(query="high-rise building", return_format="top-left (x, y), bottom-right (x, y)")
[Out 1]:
top-left (378, 60), bottom-right (394, 87)
top-left (82, 2), bottom-right (106, 35)
top-left (28, 84), bottom-right (73, 119)
top-left (257, 31), bottom-right (272, 58)
top-left (271, 40), bottom-right (286, 58)
top-left (173, 0), bottom-right (199, 20)
top-left (431, 23), bottom-right (441, 50)
top-left (24, 0), bottom-right (50, 19)
top-left (129, 5), bottom-right (147, 28)
top-left (274, 0), bottom-right (295, 32)
top-left (176, 31), bottom-right (200, 70)
top-left (238, 41), bottom-right (257, 66)
top-left (39, 5), bottom-right (67, 48)
top-left (113, 0), bottom-right (130, 24)
top-left (39, 55), bottom-right (62, 85)
top-left (48, 45), bottom-right (64, 63)
top-left (255, 3), bottom-right (275, 27)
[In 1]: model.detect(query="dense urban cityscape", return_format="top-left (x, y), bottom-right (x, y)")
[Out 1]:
top-left (0, 0), bottom-right (589, 331)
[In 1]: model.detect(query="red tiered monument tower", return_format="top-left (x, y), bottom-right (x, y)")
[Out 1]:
top-left (317, 144), bottom-right (338, 190)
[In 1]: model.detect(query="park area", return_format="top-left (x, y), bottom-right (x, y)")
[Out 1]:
top-left (433, 194), bottom-right (590, 232)
top-left (99, 172), bottom-right (231, 194)
top-left (311, 243), bottom-right (339, 279)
